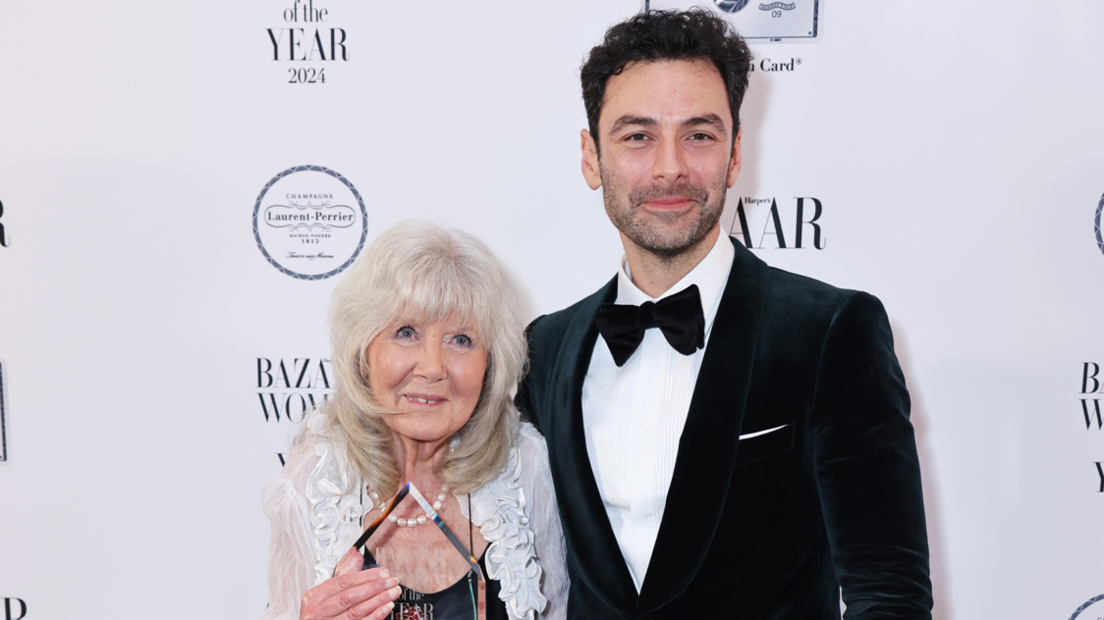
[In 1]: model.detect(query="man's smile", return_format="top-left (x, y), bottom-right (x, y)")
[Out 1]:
top-left (640, 197), bottom-right (696, 210)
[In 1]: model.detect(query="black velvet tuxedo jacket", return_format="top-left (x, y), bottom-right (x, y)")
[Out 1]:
top-left (517, 238), bottom-right (933, 619)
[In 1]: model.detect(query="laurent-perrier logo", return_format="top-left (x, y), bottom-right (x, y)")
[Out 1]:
top-left (253, 165), bottom-right (367, 280)
top-left (1095, 193), bottom-right (1103, 257)
top-left (1069, 593), bottom-right (1104, 620)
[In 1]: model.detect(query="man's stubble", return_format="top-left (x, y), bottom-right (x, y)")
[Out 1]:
top-left (599, 164), bottom-right (728, 262)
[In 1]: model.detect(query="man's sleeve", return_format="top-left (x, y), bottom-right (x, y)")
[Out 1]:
top-left (810, 291), bottom-right (934, 619)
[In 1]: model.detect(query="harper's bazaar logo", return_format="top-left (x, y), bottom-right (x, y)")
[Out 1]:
top-left (256, 357), bottom-right (334, 465)
top-left (253, 165), bottom-right (367, 280)
top-left (266, 0), bottom-right (348, 84)
top-left (1081, 363), bottom-right (1104, 492)
top-left (1069, 593), bottom-right (1104, 620)
top-left (728, 197), bottom-right (825, 250)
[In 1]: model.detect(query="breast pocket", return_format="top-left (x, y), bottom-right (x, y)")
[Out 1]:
top-left (734, 423), bottom-right (795, 466)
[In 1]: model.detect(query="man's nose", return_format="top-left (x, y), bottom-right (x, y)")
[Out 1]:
top-left (652, 136), bottom-right (688, 183)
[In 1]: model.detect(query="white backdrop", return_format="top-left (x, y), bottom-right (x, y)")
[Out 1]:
top-left (1, 1), bottom-right (1103, 618)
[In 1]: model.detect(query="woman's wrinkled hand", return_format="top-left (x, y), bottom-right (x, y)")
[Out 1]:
top-left (299, 547), bottom-right (401, 620)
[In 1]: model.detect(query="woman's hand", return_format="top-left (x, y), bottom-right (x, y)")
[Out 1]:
top-left (299, 547), bottom-right (401, 620)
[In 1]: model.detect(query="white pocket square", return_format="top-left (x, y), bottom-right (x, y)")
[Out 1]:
top-left (738, 423), bottom-right (790, 440)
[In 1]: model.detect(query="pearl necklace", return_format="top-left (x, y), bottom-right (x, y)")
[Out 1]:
top-left (370, 484), bottom-right (449, 528)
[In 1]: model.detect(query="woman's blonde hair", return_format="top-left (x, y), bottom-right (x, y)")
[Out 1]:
top-left (322, 219), bottom-right (525, 496)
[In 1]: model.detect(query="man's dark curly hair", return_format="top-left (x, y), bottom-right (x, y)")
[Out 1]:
top-left (581, 9), bottom-right (752, 153)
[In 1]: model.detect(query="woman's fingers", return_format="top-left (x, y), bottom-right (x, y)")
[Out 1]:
top-left (344, 582), bottom-right (403, 619)
top-left (299, 567), bottom-right (399, 620)
top-left (303, 566), bottom-right (389, 606)
top-left (324, 577), bottom-right (401, 620)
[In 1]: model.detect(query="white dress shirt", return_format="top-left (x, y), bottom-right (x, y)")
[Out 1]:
top-left (582, 235), bottom-right (734, 592)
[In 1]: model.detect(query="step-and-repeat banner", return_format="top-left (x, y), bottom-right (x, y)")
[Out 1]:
top-left (1, 1), bottom-right (1102, 618)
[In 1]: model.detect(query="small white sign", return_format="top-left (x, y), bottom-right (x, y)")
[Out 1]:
top-left (253, 165), bottom-right (368, 280)
top-left (646, 0), bottom-right (821, 42)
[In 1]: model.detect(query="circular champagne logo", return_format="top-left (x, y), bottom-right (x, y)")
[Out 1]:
top-left (715, 0), bottom-right (750, 13)
top-left (1070, 594), bottom-right (1104, 620)
top-left (253, 165), bottom-right (367, 280)
top-left (1095, 193), bottom-right (1103, 256)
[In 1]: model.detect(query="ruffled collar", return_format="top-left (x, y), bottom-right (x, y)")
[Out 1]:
top-left (303, 420), bottom-right (547, 620)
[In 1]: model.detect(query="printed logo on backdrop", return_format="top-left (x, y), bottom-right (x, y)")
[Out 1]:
top-left (645, 0), bottom-right (820, 41)
top-left (0, 199), bottom-right (10, 247)
top-left (1069, 593), bottom-right (1104, 620)
top-left (266, 0), bottom-right (348, 84)
top-left (257, 357), bottom-right (334, 465)
top-left (750, 57), bottom-right (803, 73)
top-left (3, 598), bottom-right (27, 620)
top-left (728, 197), bottom-right (825, 249)
top-left (0, 358), bottom-right (8, 462)
top-left (714, 0), bottom-right (749, 12)
top-left (253, 165), bottom-right (367, 280)
top-left (1081, 363), bottom-right (1104, 492)
top-left (1095, 193), bottom-right (1103, 256)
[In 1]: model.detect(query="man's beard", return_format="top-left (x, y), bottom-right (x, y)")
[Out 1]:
top-left (601, 168), bottom-right (727, 260)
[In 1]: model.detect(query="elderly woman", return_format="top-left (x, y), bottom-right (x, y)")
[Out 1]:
top-left (260, 221), bottom-right (567, 620)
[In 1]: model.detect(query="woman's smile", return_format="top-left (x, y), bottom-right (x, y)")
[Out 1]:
top-left (366, 317), bottom-right (488, 443)
top-left (402, 393), bottom-right (448, 406)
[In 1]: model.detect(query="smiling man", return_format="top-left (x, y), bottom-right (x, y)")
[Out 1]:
top-left (517, 9), bottom-right (934, 619)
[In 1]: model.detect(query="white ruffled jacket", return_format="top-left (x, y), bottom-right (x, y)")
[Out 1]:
top-left (260, 411), bottom-right (569, 620)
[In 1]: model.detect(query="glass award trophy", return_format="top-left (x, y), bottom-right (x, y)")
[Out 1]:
top-left (344, 482), bottom-right (485, 620)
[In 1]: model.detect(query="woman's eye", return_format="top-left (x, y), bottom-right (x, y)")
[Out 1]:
top-left (396, 326), bottom-right (416, 339)
top-left (452, 334), bottom-right (473, 348)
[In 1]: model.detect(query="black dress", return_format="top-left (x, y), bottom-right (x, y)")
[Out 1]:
top-left (363, 547), bottom-right (507, 620)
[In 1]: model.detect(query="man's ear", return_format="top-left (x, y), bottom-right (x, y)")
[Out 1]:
top-left (726, 127), bottom-right (743, 189)
top-left (581, 129), bottom-right (602, 190)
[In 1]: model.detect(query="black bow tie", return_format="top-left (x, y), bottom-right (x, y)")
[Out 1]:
top-left (594, 284), bottom-right (706, 367)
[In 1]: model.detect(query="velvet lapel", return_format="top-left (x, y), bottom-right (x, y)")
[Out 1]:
top-left (548, 276), bottom-right (639, 615)
top-left (635, 238), bottom-right (770, 616)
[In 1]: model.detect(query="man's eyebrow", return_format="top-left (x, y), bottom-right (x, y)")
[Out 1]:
top-left (609, 115), bottom-right (656, 134)
top-left (608, 114), bottom-right (729, 136)
top-left (683, 114), bottom-right (728, 134)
